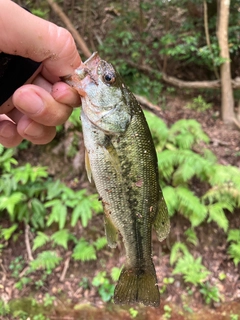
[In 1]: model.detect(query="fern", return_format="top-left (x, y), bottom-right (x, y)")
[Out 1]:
top-left (227, 229), bottom-right (240, 266)
top-left (228, 243), bottom-right (240, 266)
top-left (0, 192), bottom-right (26, 219)
top-left (172, 151), bottom-right (213, 184)
top-left (46, 180), bottom-right (63, 200)
top-left (171, 242), bottom-right (210, 285)
top-left (154, 116), bottom-right (240, 241)
top-left (30, 251), bottom-right (62, 271)
top-left (209, 164), bottom-right (240, 186)
top-left (51, 229), bottom-right (69, 249)
top-left (207, 203), bottom-right (230, 232)
top-left (170, 242), bottom-right (190, 265)
top-left (71, 200), bottom-right (92, 228)
top-left (0, 148), bottom-right (18, 172)
top-left (184, 228), bottom-right (198, 246)
top-left (168, 119), bottom-right (209, 149)
top-left (45, 199), bottom-right (67, 229)
top-left (157, 150), bottom-right (176, 181)
top-left (32, 232), bottom-right (50, 251)
top-left (158, 149), bottom-right (213, 184)
top-left (227, 229), bottom-right (240, 242)
top-left (173, 254), bottom-right (210, 285)
top-left (162, 186), bottom-right (179, 217)
top-left (144, 111), bottom-right (169, 151)
top-left (0, 224), bottom-right (18, 241)
top-left (72, 238), bottom-right (97, 261)
top-left (12, 163), bottom-right (48, 184)
top-left (29, 198), bottom-right (46, 229)
top-left (176, 186), bottom-right (207, 227)
top-left (94, 237), bottom-right (108, 251)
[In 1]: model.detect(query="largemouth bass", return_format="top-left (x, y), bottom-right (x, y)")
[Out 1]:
top-left (62, 52), bottom-right (170, 307)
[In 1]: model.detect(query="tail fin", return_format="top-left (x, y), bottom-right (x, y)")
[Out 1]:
top-left (113, 266), bottom-right (160, 307)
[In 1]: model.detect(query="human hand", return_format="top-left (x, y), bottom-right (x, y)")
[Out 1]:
top-left (0, 0), bottom-right (81, 147)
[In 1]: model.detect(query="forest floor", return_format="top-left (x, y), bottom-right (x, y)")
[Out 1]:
top-left (1, 95), bottom-right (240, 320)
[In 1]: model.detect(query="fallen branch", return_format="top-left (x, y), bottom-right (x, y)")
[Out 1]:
top-left (60, 254), bottom-right (71, 282)
top-left (134, 94), bottom-right (163, 117)
top-left (162, 73), bottom-right (240, 90)
top-left (19, 266), bottom-right (29, 278)
top-left (46, 0), bottom-right (91, 58)
top-left (126, 59), bottom-right (240, 90)
top-left (25, 223), bottom-right (34, 262)
top-left (0, 261), bottom-right (7, 274)
top-left (162, 73), bottom-right (221, 89)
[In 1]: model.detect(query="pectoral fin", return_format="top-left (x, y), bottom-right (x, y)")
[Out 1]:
top-left (153, 196), bottom-right (170, 242)
top-left (104, 213), bottom-right (119, 248)
top-left (85, 149), bottom-right (92, 182)
top-left (103, 137), bottom-right (121, 174)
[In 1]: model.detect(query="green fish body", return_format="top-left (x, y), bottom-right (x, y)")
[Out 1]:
top-left (63, 52), bottom-right (170, 307)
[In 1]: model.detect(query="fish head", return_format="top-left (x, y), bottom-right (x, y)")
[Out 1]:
top-left (63, 52), bottom-right (132, 134)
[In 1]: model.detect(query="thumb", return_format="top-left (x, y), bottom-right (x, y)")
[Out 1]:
top-left (0, 0), bottom-right (81, 77)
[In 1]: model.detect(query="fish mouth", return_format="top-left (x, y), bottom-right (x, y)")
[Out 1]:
top-left (61, 52), bottom-right (101, 96)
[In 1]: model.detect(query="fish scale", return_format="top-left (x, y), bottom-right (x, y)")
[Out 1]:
top-left (62, 52), bottom-right (170, 307)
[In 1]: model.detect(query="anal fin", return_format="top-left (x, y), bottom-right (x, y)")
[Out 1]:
top-left (85, 149), bottom-right (92, 183)
top-left (153, 195), bottom-right (170, 242)
top-left (103, 213), bottom-right (118, 248)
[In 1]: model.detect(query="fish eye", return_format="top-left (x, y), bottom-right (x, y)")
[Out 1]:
top-left (103, 72), bottom-right (116, 84)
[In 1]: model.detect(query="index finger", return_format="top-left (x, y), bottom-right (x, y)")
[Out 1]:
top-left (0, 0), bottom-right (81, 77)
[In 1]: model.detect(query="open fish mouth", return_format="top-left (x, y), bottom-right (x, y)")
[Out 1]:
top-left (61, 52), bottom-right (101, 94)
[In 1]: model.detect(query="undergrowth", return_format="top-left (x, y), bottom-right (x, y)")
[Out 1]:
top-left (0, 145), bottom-right (104, 297)
top-left (145, 110), bottom-right (240, 304)
top-left (0, 111), bottom-right (240, 308)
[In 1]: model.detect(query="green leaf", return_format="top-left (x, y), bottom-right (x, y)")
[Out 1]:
top-left (12, 163), bottom-right (47, 184)
top-left (0, 148), bottom-right (17, 172)
top-left (72, 238), bottom-right (96, 261)
top-left (162, 186), bottom-right (179, 217)
top-left (144, 110), bottom-right (169, 150)
top-left (94, 237), bottom-right (107, 251)
top-left (176, 186), bottom-right (207, 227)
top-left (228, 243), bottom-right (240, 266)
top-left (158, 150), bottom-right (175, 181)
top-left (71, 198), bottom-right (93, 228)
top-left (227, 229), bottom-right (240, 243)
top-left (46, 180), bottom-right (63, 200)
top-left (0, 192), bottom-right (26, 218)
top-left (0, 224), bottom-right (18, 240)
top-left (207, 202), bottom-right (229, 232)
top-left (17, 203), bottom-right (29, 223)
top-left (92, 271), bottom-right (107, 287)
top-left (111, 267), bottom-right (121, 282)
top-left (184, 228), bottom-right (198, 246)
top-left (30, 198), bottom-right (46, 229)
top-left (173, 253), bottom-right (210, 285)
top-left (46, 200), bottom-right (67, 229)
top-left (168, 119), bottom-right (209, 149)
top-left (200, 282), bottom-right (220, 304)
top-left (32, 232), bottom-right (50, 251)
top-left (51, 229), bottom-right (69, 249)
top-left (30, 251), bottom-right (62, 271)
top-left (170, 242), bottom-right (190, 265)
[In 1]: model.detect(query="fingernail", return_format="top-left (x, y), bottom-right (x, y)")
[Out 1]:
top-left (0, 123), bottom-right (15, 138)
top-left (16, 89), bottom-right (44, 115)
top-left (24, 121), bottom-right (44, 137)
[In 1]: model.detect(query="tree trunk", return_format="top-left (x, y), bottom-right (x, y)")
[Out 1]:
top-left (217, 0), bottom-right (235, 125)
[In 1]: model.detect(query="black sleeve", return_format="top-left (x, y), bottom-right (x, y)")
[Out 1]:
top-left (0, 52), bottom-right (41, 106)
